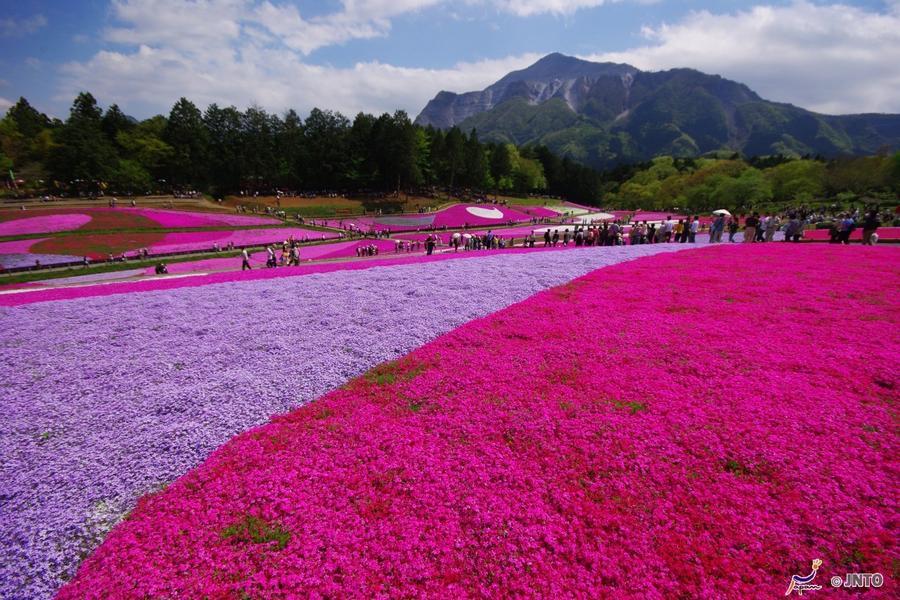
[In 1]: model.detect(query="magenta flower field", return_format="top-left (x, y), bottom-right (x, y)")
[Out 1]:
top-left (138, 227), bottom-right (337, 255)
top-left (0, 208), bottom-right (280, 234)
top-left (324, 203), bottom-right (548, 232)
top-left (0, 214), bottom-right (93, 236)
top-left (122, 207), bottom-right (280, 228)
top-left (1, 244), bottom-right (688, 598)
top-left (42, 244), bottom-right (897, 599)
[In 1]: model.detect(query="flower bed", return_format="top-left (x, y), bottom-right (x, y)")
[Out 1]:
top-left (124, 208), bottom-right (280, 228)
top-left (323, 204), bottom-right (538, 232)
top-left (0, 208), bottom-right (279, 234)
top-left (30, 231), bottom-right (168, 258)
top-left (142, 240), bottom-right (403, 276)
top-left (0, 244), bottom-right (694, 599)
top-left (143, 228), bottom-right (338, 255)
top-left (24, 227), bottom-right (335, 259)
top-left (0, 238), bottom-right (82, 269)
top-left (0, 252), bottom-right (83, 269)
top-left (0, 214), bottom-right (92, 236)
top-left (8, 244), bottom-right (900, 598)
top-left (47, 244), bottom-right (899, 598)
top-left (509, 205), bottom-right (560, 218)
top-left (0, 208), bottom-right (160, 233)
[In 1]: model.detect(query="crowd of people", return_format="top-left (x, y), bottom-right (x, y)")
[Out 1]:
top-left (824, 210), bottom-right (882, 245)
top-left (356, 244), bottom-right (381, 257)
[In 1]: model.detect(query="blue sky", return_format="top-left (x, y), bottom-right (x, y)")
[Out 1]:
top-left (1, 1), bottom-right (899, 119)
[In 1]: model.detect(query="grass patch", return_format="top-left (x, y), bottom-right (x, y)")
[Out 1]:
top-left (364, 358), bottom-right (429, 387)
top-left (221, 515), bottom-right (291, 551)
top-left (612, 399), bottom-right (648, 414)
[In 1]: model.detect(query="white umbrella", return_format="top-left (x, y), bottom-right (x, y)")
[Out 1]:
top-left (713, 209), bottom-right (732, 216)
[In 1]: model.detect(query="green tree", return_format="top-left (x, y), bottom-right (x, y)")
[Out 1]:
top-left (440, 127), bottom-right (465, 191)
top-left (116, 116), bottom-right (172, 186)
top-left (101, 104), bottom-right (134, 146)
top-left (276, 109), bottom-right (306, 189)
top-left (241, 106), bottom-right (279, 191)
top-left (303, 108), bottom-right (350, 189)
top-left (765, 159), bottom-right (825, 201)
top-left (490, 143), bottom-right (514, 192)
top-left (48, 92), bottom-right (118, 191)
top-left (109, 159), bottom-right (152, 193)
top-left (163, 97), bottom-right (208, 188)
top-left (7, 97), bottom-right (51, 138)
top-left (204, 104), bottom-right (244, 193)
top-left (461, 129), bottom-right (489, 188)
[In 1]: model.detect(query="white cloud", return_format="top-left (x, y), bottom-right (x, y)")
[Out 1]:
top-left (0, 14), bottom-right (47, 38)
top-left (57, 0), bottom-right (545, 118)
top-left (59, 39), bottom-right (540, 118)
top-left (0, 97), bottom-right (14, 113)
top-left (56, 0), bottom-right (900, 120)
top-left (491, 0), bottom-right (608, 17)
top-left (487, 0), bottom-right (661, 17)
top-left (583, 1), bottom-right (900, 114)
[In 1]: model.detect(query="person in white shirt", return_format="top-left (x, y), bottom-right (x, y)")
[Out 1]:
top-left (241, 248), bottom-right (251, 271)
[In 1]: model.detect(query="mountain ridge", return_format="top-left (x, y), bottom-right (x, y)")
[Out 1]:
top-left (415, 53), bottom-right (900, 167)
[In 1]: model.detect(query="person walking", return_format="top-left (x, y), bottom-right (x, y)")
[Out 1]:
top-left (727, 218), bottom-right (739, 242)
top-left (765, 214), bottom-right (780, 242)
top-left (861, 210), bottom-right (880, 245)
top-left (839, 214), bottom-right (855, 244)
top-left (663, 216), bottom-right (674, 242)
top-left (241, 248), bottom-right (252, 270)
top-left (744, 213), bottom-right (759, 243)
top-left (710, 214), bottom-right (725, 243)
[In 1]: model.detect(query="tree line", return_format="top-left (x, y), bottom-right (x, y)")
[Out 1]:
top-left (0, 94), bottom-right (603, 202)
top-left (2, 94), bottom-right (898, 213)
top-left (605, 154), bottom-right (900, 214)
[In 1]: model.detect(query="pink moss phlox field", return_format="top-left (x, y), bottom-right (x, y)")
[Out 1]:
top-left (0, 238), bottom-right (82, 269)
top-left (0, 214), bottom-right (92, 236)
top-left (324, 204), bottom-right (538, 232)
top-left (0, 238), bottom-right (46, 253)
top-left (142, 227), bottom-right (338, 254)
top-left (2, 244), bottom-right (687, 598)
top-left (142, 240), bottom-right (403, 275)
top-left (1, 243), bottom-right (615, 306)
top-left (59, 245), bottom-right (899, 598)
top-left (123, 208), bottom-right (281, 228)
top-left (431, 204), bottom-right (532, 227)
top-left (521, 206), bottom-right (560, 218)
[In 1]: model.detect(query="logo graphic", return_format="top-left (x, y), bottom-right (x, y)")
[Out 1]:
top-left (785, 559), bottom-right (823, 595)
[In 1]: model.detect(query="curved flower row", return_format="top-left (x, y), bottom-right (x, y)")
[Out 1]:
top-left (322, 203), bottom-right (543, 232)
top-left (0, 214), bottom-right (93, 237)
top-left (0, 243), bottom-right (688, 599)
top-left (0, 207), bottom-right (279, 235)
top-left (58, 244), bottom-right (899, 598)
